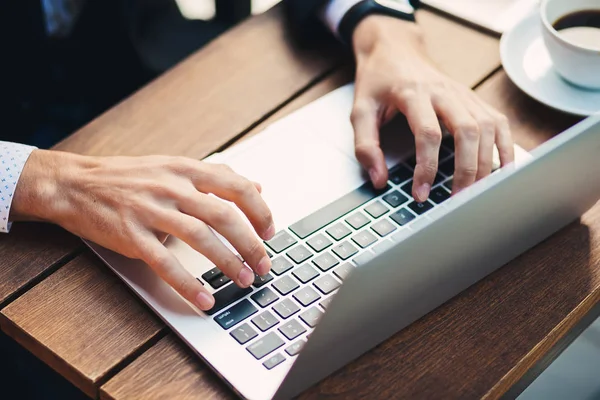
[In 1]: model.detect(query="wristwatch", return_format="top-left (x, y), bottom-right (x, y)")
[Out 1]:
top-left (338, 0), bottom-right (421, 45)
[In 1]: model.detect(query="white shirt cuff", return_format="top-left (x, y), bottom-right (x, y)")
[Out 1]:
top-left (320, 0), bottom-right (364, 37)
top-left (0, 142), bottom-right (37, 233)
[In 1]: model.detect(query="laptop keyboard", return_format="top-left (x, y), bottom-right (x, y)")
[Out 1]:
top-left (199, 137), bottom-right (462, 371)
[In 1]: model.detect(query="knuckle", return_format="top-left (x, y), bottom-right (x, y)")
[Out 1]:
top-left (350, 101), bottom-right (371, 124)
top-left (391, 86), bottom-right (417, 104)
top-left (211, 204), bottom-right (235, 225)
top-left (220, 255), bottom-right (241, 274)
top-left (418, 160), bottom-right (438, 177)
top-left (245, 239), bottom-right (263, 261)
top-left (456, 165), bottom-right (478, 178)
top-left (456, 121), bottom-right (480, 141)
top-left (176, 278), bottom-right (192, 297)
top-left (231, 178), bottom-right (254, 196)
top-left (418, 125), bottom-right (442, 143)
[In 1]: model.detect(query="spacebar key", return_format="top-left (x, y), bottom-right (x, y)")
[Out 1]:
top-left (289, 182), bottom-right (389, 239)
top-left (205, 284), bottom-right (253, 316)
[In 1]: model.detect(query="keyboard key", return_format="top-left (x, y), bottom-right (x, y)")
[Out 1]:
top-left (263, 353), bottom-right (286, 370)
top-left (382, 191), bottom-right (408, 208)
top-left (292, 264), bottom-right (319, 283)
top-left (286, 245), bottom-right (313, 264)
top-left (389, 164), bottom-right (413, 185)
top-left (371, 219), bottom-right (397, 237)
top-left (351, 230), bottom-right (378, 249)
top-left (214, 299), bottom-right (258, 330)
top-left (206, 285), bottom-right (253, 316)
top-left (253, 273), bottom-right (273, 288)
top-left (230, 323), bottom-right (258, 344)
top-left (251, 287), bottom-right (279, 308)
top-left (247, 332), bottom-right (284, 359)
top-left (285, 340), bottom-right (306, 356)
top-left (313, 275), bottom-right (341, 295)
top-left (442, 135), bottom-right (454, 151)
top-left (434, 173), bottom-right (445, 185)
top-left (439, 157), bottom-right (454, 177)
top-left (400, 181), bottom-right (413, 197)
top-left (390, 208), bottom-right (416, 226)
top-left (251, 310), bottom-right (280, 332)
top-left (319, 297), bottom-right (334, 310)
top-left (300, 306), bottom-right (324, 328)
top-left (333, 263), bottom-right (354, 281)
top-left (332, 241), bottom-right (359, 260)
top-left (345, 212), bottom-right (370, 230)
top-left (326, 223), bottom-right (352, 241)
top-left (430, 186), bottom-right (451, 204)
top-left (210, 275), bottom-right (231, 289)
top-left (289, 182), bottom-right (389, 239)
top-left (273, 298), bottom-right (301, 319)
top-left (271, 256), bottom-right (293, 276)
top-left (444, 179), bottom-right (453, 192)
top-left (201, 267), bottom-right (223, 283)
top-left (265, 231), bottom-right (297, 253)
top-left (353, 250), bottom-right (376, 266)
top-left (408, 200), bottom-right (434, 215)
top-left (272, 275), bottom-right (299, 296)
top-left (294, 286), bottom-right (321, 307)
top-left (373, 239), bottom-right (395, 254)
top-left (364, 201), bottom-right (389, 219)
top-left (312, 252), bottom-right (339, 271)
top-left (278, 319), bottom-right (307, 340)
top-left (306, 234), bottom-right (333, 253)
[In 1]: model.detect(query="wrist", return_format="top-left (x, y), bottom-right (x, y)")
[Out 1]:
top-left (11, 150), bottom-right (95, 225)
top-left (352, 14), bottom-right (424, 59)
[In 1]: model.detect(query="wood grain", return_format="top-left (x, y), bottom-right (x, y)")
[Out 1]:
top-left (53, 4), bottom-right (342, 159)
top-left (0, 223), bottom-right (80, 308)
top-left (100, 334), bottom-right (236, 400)
top-left (0, 252), bottom-right (164, 398)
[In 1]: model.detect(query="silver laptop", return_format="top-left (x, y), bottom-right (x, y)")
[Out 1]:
top-left (422, 0), bottom-right (538, 34)
top-left (87, 84), bottom-right (600, 400)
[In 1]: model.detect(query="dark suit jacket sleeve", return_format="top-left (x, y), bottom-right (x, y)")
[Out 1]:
top-left (282, 0), bottom-right (334, 43)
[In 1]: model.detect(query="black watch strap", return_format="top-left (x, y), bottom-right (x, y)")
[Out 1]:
top-left (339, 0), bottom-right (418, 46)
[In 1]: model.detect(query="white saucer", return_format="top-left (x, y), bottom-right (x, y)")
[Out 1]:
top-left (500, 13), bottom-right (600, 117)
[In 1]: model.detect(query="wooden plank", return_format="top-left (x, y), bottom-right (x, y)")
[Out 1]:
top-left (53, 4), bottom-right (342, 159)
top-left (0, 252), bottom-right (164, 398)
top-left (0, 223), bottom-right (80, 308)
top-left (100, 334), bottom-right (236, 400)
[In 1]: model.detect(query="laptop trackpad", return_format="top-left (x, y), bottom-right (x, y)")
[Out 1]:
top-left (217, 127), bottom-right (366, 231)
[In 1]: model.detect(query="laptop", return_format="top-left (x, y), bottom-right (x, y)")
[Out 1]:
top-left (87, 84), bottom-right (600, 400)
top-left (422, 0), bottom-right (538, 34)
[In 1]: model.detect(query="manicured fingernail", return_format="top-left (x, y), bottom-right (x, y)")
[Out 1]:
top-left (257, 256), bottom-right (271, 276)
top-left (264, 224), bottom-right (276, 240)
top-left (196, 292), bottom-right (214, 310)
top-left (369, 169), bottom-right (379, 183)
top-left (238, 267), bottom-right (255, 287)
top-left (416, 183), bottom-right (431, 202)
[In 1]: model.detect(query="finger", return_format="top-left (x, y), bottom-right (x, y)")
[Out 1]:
top-left (351, 98), bottom-right (388, 188)
top-left (156, 212), bottom-right (257, 287)
top-left (253, 181), bottom-right (262, 193)
top-left (137, 236), bottom-right (215, 310)
top-left (395, 95), bottom-right (442, 202)
top-left (179, 193), bottom-right (271, 276)
top-left (193, 164), bottom-right (275, 241)
top-left (488, 108), bottom-right (515, 167)
top-left (464, 102), bottom-right (495, 180)
top-left (434, 97), bottom-right (480, 194)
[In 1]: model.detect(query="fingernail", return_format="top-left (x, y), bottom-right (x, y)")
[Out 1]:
top-left (264, 224), bottom-right (276, 240)
top-left (196, 292), bottom-right (214, 310)
top-left (416, 183), bottom-right (431, 202)
top-left (257, 256), bottom-right (271, 276)
top-left (238, 267), bottom-right (255, 287)
top-left (369, 169), bottom-right (379, 183)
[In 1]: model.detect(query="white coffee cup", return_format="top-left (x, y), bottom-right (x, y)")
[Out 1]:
top-left (540, 0), bottom-right (600, 90)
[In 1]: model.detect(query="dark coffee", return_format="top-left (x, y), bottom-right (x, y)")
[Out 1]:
top-left (552, 9), bottom-right (600, 50)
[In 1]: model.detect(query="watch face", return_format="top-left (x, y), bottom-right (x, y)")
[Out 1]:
top-left (374, 0), bottom-right (415, 13)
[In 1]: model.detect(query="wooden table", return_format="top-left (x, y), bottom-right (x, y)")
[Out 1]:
top-left (0, 4), bottom-right (596, 399)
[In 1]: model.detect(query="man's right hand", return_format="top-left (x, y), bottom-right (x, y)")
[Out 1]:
top-left (11, 150), bottom-right (276, 311)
